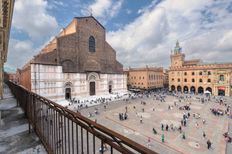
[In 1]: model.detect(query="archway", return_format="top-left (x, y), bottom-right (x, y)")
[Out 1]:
top-left (89, 82), bottom-right (96, 96)
top-left (190, 86), bottom-right (196, 94)
top-left (177, 86), bottom-right (182, 92)
top-left (65, 88), bottom-right (71, 100)
top-left (183, 86), bottom-right (189, 93)
top-left (206, 87), bottom-right (212, 93)
top-left (171, 85), bottom-right (175, 91)
top-left (198, 87), bottom-right (204, 94)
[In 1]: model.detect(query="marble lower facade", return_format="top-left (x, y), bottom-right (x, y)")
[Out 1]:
top-left (31, 64), bottom-right (127, 102)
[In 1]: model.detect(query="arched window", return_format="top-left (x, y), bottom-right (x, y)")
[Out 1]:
top-left (184, 72), bottom-right (187, 75)
top-left (184, 78), bottom-right (187, 82)
top-left (219, 75), bottom-right (224, 81)
top-left (199, 79), bottom-right (203, 82)
top-left (192, 72), bottom-right (195, 75)
top-left (199, 72), bottom-right (202, 75)
top-left (208, 71), bottom-right (211, 75)
top-left (208, 79), bottom-right (211, 83)
top-left (192, 79), bottom-right (195, 82)
top-left (89, 36), bottom-right (95, 52)
top-left (178, 78), bottom-right (180, 82)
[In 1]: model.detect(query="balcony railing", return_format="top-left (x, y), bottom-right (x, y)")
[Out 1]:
top-left (7, 81), bottom-right (157, 154)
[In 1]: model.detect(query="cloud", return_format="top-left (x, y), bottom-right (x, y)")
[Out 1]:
top-left (12, 0), bottom-right (58, 39)
top-left (7, 39), bottom-right (35, 69)
top-left (82, 0), bottom-right (124, 23)
top-left (106, 0), bottom-right (232, 68)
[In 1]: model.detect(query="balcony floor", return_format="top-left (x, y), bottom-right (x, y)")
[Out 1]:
top-left (0, 84), bottom-right (46, 154)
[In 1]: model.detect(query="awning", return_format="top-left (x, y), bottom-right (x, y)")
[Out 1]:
top-left (218, 87), bottom-right (225, 90)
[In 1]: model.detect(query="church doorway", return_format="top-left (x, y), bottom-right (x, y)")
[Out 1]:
top-left (90, 82), bottom-right (96, 96)
top-left (109, 85), bottom-right (112, 93)
top-left (65, 88), bottom-right (71, 100)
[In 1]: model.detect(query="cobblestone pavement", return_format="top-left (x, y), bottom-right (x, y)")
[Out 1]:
top-left (0, 85), bottom-right (46, 154)
top-left (80, 94), bottom-right (231, 154)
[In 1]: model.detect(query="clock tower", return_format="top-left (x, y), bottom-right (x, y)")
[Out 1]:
top-left (170, 41), bottom-right (185, 67)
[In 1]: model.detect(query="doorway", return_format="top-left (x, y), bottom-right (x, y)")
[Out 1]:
top-left (65, 88), bottom-right (71, 100)
top-left (109, 85), bottom-right (112, 93)
top-left (90, 82), bottom-right (96, 96)
top-left (218, 89), bottom-right (225, 96)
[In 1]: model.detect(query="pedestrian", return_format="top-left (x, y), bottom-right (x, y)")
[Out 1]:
top-left (161, 134), bottom-right (165, 143)
top-left (166, 125), bottom-right (169, 131)
top-left (161, 124), bottom-right (164, 131)
top-left (147, 137), bottom-right (151, 147)
top-left (207, 139), bottom-right (212, 149)
top-left (153, 128), bottom-right (157, 134)
top-left (203, 131), bottom-right (206, 138)
top-left (140, 116), bottom-right (143, 123)
top-left (182, 132), bottom-right (186, 139)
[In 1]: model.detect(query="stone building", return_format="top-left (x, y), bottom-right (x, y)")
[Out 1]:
top-left (126, 66), bottom-right (164, 90)
top-left (19, 16), bottom-right (127, 102)
top-left (0, 0), bottom-right (14, 99)
top-left (169, 41), bottom-right (232, 96)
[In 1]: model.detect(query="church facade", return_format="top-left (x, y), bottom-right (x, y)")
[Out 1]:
top-left (169, 41), bottom-right (232, 96)
top-left (19, 16), bottom-right (127, 102)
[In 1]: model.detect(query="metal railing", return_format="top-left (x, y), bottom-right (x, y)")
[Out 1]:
top-left (7, 81), bottom-right (157, 154)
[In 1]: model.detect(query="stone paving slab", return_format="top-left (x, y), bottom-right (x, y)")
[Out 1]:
top-left (80, 94), bottom-right (231, 154)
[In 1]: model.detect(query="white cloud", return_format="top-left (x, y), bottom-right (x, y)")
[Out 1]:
top-left (13, 0), bottom-right (58, 39)
top-left (82, 0), bottom-right (123, 22)
top-left (106, 0), bottom-right (232, 68)
top-left (7, 39), bottom-right (35, 69)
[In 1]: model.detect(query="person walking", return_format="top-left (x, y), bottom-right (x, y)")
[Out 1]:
top-left (203, 131), bottom-right (206, 138)
top-left (207, 139), bottom-right (212, 149)
top-left (161, 124), bottom-right (164, 131)
top-left (161, 134), bottom-right (165, 143)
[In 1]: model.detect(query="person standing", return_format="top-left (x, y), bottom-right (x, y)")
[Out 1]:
top-left (161, 124), bottom-right (164, 131)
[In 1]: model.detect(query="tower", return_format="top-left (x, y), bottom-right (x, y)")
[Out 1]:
top-left (170, 41), bottom-right (185, 67)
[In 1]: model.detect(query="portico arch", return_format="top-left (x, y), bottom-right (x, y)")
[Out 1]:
top-left (177, 86), bottom-right (182, 92)
top-left (206, 87), bottom-right (212, 93)
top-left (190, 86), bottom-right (196, 93)
top-left (198, 86), bottom-right (204, 94)
top-left (183, 86), bottom-right (188, 93)
top-left (171, 85), bottom-right (175, 91)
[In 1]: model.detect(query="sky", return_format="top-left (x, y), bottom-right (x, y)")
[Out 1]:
top-left (5, 0), bottom-right (232, 72)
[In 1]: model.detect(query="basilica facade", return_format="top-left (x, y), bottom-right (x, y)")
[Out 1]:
top-left (19, 16), bottom-right (127, 102)
top-left (169, 41), bottom-right (232, 96)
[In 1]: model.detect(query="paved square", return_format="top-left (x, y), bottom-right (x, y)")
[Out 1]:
top-left (78, 93), bottom-right (231, 154)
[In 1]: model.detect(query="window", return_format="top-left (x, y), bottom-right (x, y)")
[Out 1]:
top-left (199, 79), bottom-right (203, 82)
top-left (178, 78), bottom-right (180, 82)
top-left (219, 75), bottom-right (224, 81)
top-left (208, 79), bottom-right (211, 83)
top-left (208, 71), bottom-right (211, 75)
top-left (184, 79), bottom-right (187, 82)
top-left (199, 72), bottom-right (202, 75)
top-left (192, 79), bottom-right (195, 82)
top-left (184, 72), bottom-right (187, 75)
top-left (192, 72), bottom-right (195, 75)
top-left (89, 36), bottom-right (95, 52)
top-left (172, 78), bottom-right (174, 81)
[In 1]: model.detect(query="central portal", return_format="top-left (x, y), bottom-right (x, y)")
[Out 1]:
top-left (90, 82), bottom-right (96, 96)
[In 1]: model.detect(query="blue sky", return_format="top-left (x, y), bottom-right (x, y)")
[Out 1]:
top-left (5, 0), bottom-right (232, 72)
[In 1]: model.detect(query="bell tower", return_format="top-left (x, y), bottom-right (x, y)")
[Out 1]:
top-left (170, 41), bottom-right (185, 67)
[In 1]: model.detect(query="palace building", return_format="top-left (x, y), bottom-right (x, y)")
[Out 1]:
top-left (125, 66), bottom-right (164, 90)
top-left (18, 16), bottom-right (127, 103)
top-left (169, 41), bottom-right (232, 96)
